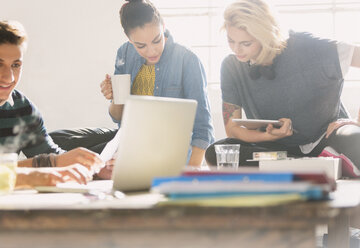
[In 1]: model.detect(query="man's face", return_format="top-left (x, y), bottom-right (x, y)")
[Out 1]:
top-left (0, 43), bottom-right (23, 106)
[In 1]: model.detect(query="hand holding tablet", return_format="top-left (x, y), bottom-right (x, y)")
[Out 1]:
top-left (232, 119), bottom-right (298, 133)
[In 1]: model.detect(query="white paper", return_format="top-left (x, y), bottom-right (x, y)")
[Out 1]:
top-left (100, 128), bottom-right (122, 162)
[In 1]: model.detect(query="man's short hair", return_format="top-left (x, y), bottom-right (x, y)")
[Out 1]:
top-left (0, 20), bottom-right (27, 49)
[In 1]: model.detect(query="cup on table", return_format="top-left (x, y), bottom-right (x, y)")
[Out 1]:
top-left (215, 144), bottom-right (240, 169)
top-left (111, 74), bottom-right (131, 104)
top-left (0, 153), bottom-right (18, 194)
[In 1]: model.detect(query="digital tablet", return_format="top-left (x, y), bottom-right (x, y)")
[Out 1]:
top-left (232, 119), bottom-right (283, 130)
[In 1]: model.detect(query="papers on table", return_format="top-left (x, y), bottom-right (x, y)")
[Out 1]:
top-left (157, 194), bottom-right (304, 207)
top-left (35, 180), bottom-right (113, 194)
top-left (100, 128), bottom-right (122, 162)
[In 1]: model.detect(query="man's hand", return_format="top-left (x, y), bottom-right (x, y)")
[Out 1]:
top-left (16, 164), bottom-right (93, 188)
top-left (56, 147), bottom-right (102, 170)
top-left (95, 159), bottom-right (114, 180)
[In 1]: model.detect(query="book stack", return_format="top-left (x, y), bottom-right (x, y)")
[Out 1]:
top-left (259, 157), bottom-right (341, 180)
top-left (151, 168), bottom-right (335, 207)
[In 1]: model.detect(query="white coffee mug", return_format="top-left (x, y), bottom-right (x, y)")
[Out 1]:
top-left (111, 74), bottom-right (131, 104)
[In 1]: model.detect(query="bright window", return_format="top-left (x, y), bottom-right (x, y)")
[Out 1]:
top-left (152, 0), bottom-right (360, 83)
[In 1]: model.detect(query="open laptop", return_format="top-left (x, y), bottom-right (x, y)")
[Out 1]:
top-left (35, 96), bottom-right (197, 193)
top-left (111, 95), bottom-right (197, 191)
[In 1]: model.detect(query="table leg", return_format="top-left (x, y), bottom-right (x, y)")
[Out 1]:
top-left (327, 210), bottom-right (350, 248)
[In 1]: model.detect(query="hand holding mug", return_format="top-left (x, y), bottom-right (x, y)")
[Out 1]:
top-left (100, 74), bottom-right (113, 100)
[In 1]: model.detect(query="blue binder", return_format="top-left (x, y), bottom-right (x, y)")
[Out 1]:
top-left (152, 173), bottom-right (294, 187)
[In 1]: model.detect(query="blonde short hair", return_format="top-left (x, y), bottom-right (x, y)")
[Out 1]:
top-left (224, 0), bottom-right (286, 65)
top-left (0, 20), bottom-right (27, 50)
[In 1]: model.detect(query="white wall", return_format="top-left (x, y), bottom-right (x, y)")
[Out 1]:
top-left (0, 0), bottom-right (127, 131)
top-left (341, 81), bottom-right (360, 119)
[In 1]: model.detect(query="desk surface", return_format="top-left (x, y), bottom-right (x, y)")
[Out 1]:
top-left (1, 179), bottom-right (360, 209)
top-left (1, 180), bottom-right (360, 248)
top-left (0, 180), bottom-right (360, 223)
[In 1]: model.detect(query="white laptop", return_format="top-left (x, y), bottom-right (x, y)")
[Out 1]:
top-left (36, 96), bottom-right (197, 193)
top-left (111, 95), bottom-right (197, 191)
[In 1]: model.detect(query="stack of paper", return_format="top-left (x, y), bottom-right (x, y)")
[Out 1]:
top-left (259, 157), bottom-right (341, 179)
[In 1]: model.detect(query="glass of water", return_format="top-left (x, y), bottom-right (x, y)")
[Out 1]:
top-left (215, 144), bottom-right (240, 169)
top-left (0, 153), bottom-right (18, 194)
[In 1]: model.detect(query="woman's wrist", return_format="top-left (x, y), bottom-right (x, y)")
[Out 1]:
top-left (260, 131), bottom-right (280, 142)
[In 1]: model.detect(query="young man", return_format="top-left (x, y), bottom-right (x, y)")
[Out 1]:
top-left (0, 20), bottom-right (102, 187)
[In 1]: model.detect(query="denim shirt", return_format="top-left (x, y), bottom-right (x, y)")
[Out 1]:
top-left (112, 31), bottom-right (215, 150)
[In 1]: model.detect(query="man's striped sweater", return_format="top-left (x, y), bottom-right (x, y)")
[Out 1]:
top-left (0, 90), bottom-right (62, 157)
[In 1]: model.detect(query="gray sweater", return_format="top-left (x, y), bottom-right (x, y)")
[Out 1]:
top-left (221, 31), bottom-right (349, 146)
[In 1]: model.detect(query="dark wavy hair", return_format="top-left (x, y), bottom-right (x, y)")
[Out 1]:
top-left (0, 20), bottom-right (27, 49)
top-left (119, 0), bottom-right (163, 36)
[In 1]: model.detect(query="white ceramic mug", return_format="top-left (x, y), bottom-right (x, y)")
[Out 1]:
top-left (111, 74), bottom-right (131, 104)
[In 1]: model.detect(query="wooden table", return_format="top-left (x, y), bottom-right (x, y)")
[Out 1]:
top-left (0, 180), bottom-right (360, 248)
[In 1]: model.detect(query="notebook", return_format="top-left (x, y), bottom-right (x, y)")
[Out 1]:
top-left (258, 157), bottom-right (341, 180)
top-left (36, 96), bottom-right (197, 193)
top-left (35, 180), bottom-right (113, 194)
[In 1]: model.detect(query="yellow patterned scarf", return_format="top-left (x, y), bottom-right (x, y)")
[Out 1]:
top-left (131, 64), bottom-right (155, 95)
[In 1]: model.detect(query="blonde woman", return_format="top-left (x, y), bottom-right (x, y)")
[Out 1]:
top-left (205, 0), bottom-right (360, 167)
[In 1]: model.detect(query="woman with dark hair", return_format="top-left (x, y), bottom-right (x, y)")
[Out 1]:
top-left (100, 0), bottom-right (215, 167)
top-left (205, 0), bottom-right (360, 168)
